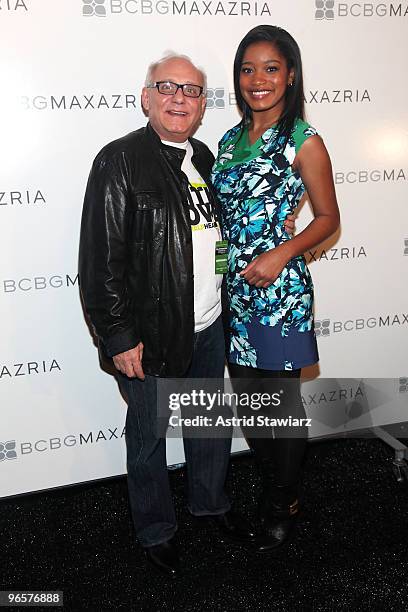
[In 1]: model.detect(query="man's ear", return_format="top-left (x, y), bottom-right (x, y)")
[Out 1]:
top-left (200, 94), bottom-right (206, 118)
top-left (141, 87), bottom-right (149, 112)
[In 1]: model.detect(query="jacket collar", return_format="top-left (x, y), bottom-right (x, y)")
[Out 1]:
top-left (146, 122), bottom-right (203, 166)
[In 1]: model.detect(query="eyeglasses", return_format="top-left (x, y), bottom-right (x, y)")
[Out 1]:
top-left (147, 81), bottom-right (204, 98)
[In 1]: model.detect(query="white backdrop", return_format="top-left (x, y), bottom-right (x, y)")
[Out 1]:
top-left (1, 0), bottom-right (407, 497)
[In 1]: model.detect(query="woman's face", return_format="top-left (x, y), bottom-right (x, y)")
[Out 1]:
top-left (239, 41), bottom-right (294, 121)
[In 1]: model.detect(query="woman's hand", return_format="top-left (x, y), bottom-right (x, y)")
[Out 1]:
top-left (284, 214), bottom-right (296, 235)
top-left (240, 244), bottom-right (290, 288)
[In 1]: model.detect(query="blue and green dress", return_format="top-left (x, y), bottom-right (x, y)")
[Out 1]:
top-left (211, 118), bottom-right (319, 371)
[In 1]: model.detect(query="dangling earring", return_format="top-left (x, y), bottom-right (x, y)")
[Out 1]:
top-left (288, 81), bottom-right (294, 87)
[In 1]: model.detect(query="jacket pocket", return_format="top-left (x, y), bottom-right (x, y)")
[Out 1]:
top-left (128, 191), bottom-right (165, 244)
top-left (130, 191), bottom-right (164, 211)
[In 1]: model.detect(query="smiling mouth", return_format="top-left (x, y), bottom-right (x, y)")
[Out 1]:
top-left (167, 110), bottom-right (188, 116)
top-left (250, 90), bottom-right (272, 97)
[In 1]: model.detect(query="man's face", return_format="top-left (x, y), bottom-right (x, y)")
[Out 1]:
top-left (142, 58), bottom-right (206, 143)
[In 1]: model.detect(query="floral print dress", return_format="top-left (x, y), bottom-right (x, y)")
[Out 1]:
top-left (211, 118), bottom-right (319, 371)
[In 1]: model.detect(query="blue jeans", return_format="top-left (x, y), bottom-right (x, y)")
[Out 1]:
top-left (117, 316), bottom-right (232, 547)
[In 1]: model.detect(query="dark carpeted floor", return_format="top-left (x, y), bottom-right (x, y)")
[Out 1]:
top-left (3, 438), bottom-right (408, 611)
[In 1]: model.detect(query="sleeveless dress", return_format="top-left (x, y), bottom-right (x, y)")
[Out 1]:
top-left (211, 118), bottom-right (319, 371)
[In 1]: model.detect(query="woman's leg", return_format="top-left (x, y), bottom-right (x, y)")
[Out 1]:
top-left (265, 368), bottom-right (306, 495)
top-left (228, 363), bottom-right (306, 484)
top-left (228, 362), bottom-right (307, 550)
top-left (227, 362), bottom-right (273, 459)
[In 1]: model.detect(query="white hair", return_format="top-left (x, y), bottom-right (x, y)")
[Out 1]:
top-left (144, 51), bottom-right (207, 94)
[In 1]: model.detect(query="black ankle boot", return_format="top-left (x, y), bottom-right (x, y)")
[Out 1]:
top-left (256, 483), bottom-right (300, 553)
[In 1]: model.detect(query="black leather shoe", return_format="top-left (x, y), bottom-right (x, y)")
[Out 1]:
top-left (256, 498), bottom-right (299, 553)
top-left (209, 510), bottom-right (256, 542)
top-left (145, 539), bottom-right (179, 577)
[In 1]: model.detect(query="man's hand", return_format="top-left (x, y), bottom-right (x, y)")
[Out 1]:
top-left (113, 342), bottom-right (145, 380)
top-left (284, 214), bottom-right (296, 235)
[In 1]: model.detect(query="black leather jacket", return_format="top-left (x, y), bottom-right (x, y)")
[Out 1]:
top-left (79, 123), bottom-right (223, 377)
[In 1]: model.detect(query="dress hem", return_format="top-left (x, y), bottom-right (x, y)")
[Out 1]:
top-left (227, 357), bottom-right (319, 371)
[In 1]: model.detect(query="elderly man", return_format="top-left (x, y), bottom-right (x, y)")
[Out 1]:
top-left (79, 53), bottom-right (256, 576)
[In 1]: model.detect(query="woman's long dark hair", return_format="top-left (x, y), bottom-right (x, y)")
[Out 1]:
top-left (233, 25), bottom-right (305, 145)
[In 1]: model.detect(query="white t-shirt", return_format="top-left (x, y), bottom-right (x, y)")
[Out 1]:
top-left (162, 139), bottom-right (223, 332)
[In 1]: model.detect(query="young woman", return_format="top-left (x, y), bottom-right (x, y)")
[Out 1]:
top-left (211, 25), bottom-right (340, 552)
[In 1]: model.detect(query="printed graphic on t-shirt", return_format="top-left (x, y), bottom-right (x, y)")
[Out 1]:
top-left (187, 182), bottom-right (219, 232)
top-left (185, 177), bottom-right (222, 331)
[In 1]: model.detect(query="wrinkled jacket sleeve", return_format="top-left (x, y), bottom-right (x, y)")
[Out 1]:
top-left (78, 151), bottom-right (140, 357)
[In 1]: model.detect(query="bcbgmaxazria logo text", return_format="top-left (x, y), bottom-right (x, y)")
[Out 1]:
top-left (82, 0), bottom-right (272, 16)
top-left (0, 0), bottom-right (28, 12)
top-left (0, 359), bottom-right (61, 380)
top-left (335, 168), bottom-right (407, 184)
top-left (21, 94), bottom-right (137, 111)
top-left (5, 426), bottom-right (126, 460)
top-left (305, 89), bottom-right (371, 103)
top-left (305, 245), bottom-right (367, 263)
top-left (315, 313), bottom-right (408, 337)
top-left (316, 1), bottom-right (408, 18)
top-left (3, 274), bottom-right (78, 293)
top-left (0, 190), bottom-right (45, 207)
